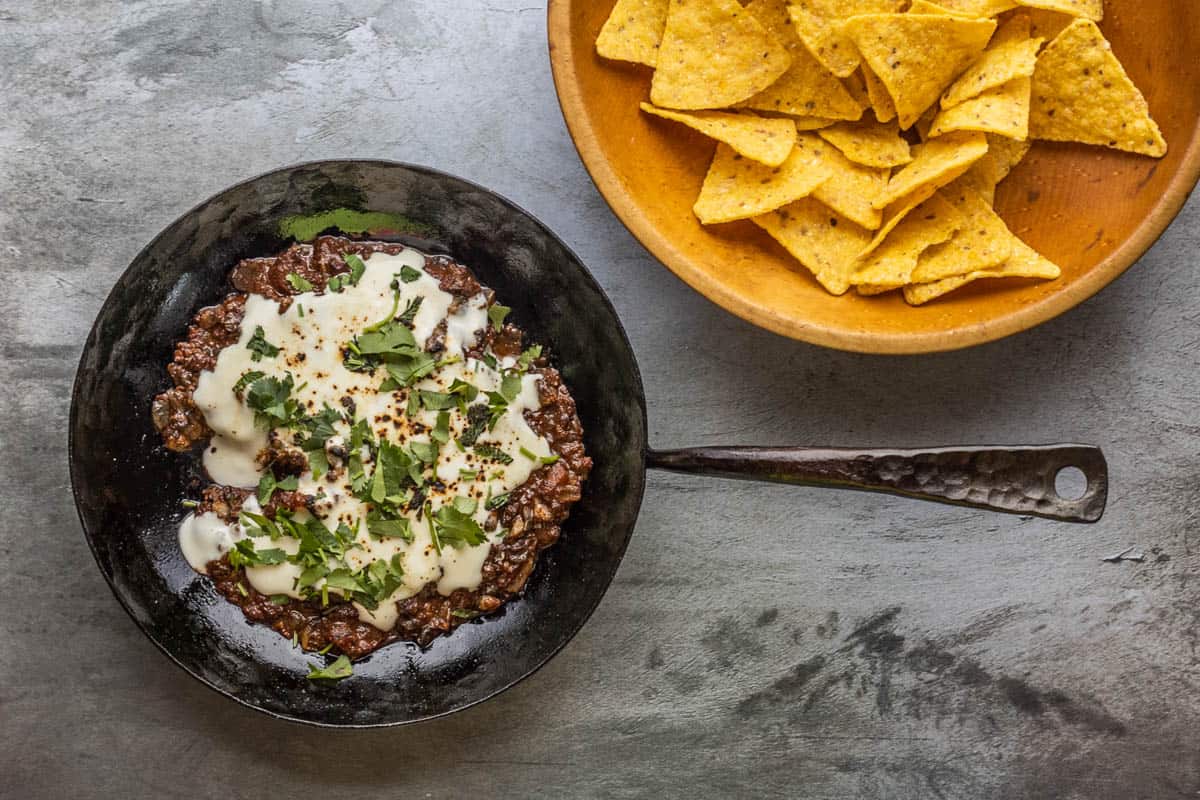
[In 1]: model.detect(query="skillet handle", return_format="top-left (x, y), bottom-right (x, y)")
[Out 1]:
top-left (645, 445), bottom-right (1108, 523)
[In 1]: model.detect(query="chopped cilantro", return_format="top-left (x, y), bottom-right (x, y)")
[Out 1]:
top-left (286, 273), bottom-right (314, 292)
top-left (232, 370), bottom-right (265, 397)
top-left (244, 373), bottom-right (305, 429)
top-left (517, 345), bottom-right (542, 371)
top-left (367, 511), bottom-right (412, 541)
top-left (432, 501), bottom-right (487, 548)
top-left (451, 609), bottom-right (480, 619)
top-left (397, 296), bottom-right (423, 327)
top-left (399, 264), bottom-right (422, 283)
top-left (488, 304), bottom-right (511, 331)
top-left (269, 594), bottom-right (291, 606)
top-left (306, 655), bottom-right (353, 682)
top-left (431, 411), bottom-right (451, 444)
top-left (256, 472), bottom-right (299, 505)
top-left (246, 326), bottom-right (280, 362)
top-left (419, 390), bottom-right (455, 411)
top-left (228, 538), bottom-right (287, 569)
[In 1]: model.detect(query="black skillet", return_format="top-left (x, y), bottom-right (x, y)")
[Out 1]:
top-left (69, 161), bottom-right (1109, 727)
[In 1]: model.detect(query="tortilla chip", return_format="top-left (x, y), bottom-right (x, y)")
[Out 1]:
top-left (987, 133), bottom-right (1031, 182)
top-left (810, 141), bottom-right (891, 230)
top-left (941, 19), bottom-right (1043, 108)
top-left (904, 235), bottom-right (1061, 304)
top-left (959, 156), bottom-right (999, 204)
top-left (818, 119), bottom-right (913, 168)
top-left (906, 0), bottom-right (971, 15)
top-left (929, 76), bottom-right (1031, 139)
top-left (596, 0), bottom-right (670, 67)
top-left (753, 198), bottom-right (874, 294)
top-left (693, 137), bottom-right (833, 224)
top-left (910, 183), bottom-right (1013, 282)
top-left (640, 104), bottom-right (798, 166)
top-left (651, 0), bottom-right (792, 110)
top-left (841, 69), bottom-right (871, 109)
top-left (1026, 8), bottom-right (1074, 40)
top-left (787, 0), bottom-right (905, 78)
top-left (1014, 0), bottom-right (1102, 21)
top-left (844, 14), bottom-right (996, 128)
top-left (859, 185), bottom-right (938, 257)
top-left (789, 117), bottom-right (841, 130)
top-left (1029, 19), bottom-right (1166, 157)
top-left (874, 131), bottom-right (988, 209)
top-left (925, 0), bottom-right (1017, 14)
top-left (860, 64), bottom-right (897, 123)
top-left (738, 0), bottom-right (865, 121)
top-left (852, 193), bottom-right (963, 287)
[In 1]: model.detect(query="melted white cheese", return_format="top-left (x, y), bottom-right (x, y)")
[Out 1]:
top-left (178, 250), bottom-right (553, 632)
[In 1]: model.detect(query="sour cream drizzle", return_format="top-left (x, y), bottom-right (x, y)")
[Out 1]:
top-left (179, 250), bottom-right (553, 631)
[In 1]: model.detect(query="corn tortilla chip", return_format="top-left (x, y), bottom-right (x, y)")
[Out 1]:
top-left (924, 0), bottom-right (1017, 15)
top-left (596, 0), bottom-right (670, 67)
top-left (810, 141), bottom-right (891, 230)
top-left (789, 117), bottom-right (841, 130)
top-left (874, 131), bottom-right (988, 209)
top-left (844, 14), bottom-right (996, 129)
top-left (987, 133), bottom-right (1031, 182)
top-left (929, 76), bottom-right (1031, 139)
top-left (910, 183), bottom-right (1013, 282)
top-left (859, 184), bottom-right (938, 257)
top-left (841, 69), bottom-right (871, 109)
top-left (1014, 0), bottom-right (1102, 22)
top-left (753, 199), bottom-right (874, 294)
top-left (738, 0), bottom-right (865, 121)
top-left (1029, 19), bottom-right (1166, 157)
top-left (941, 20), bottom-right (1043, 108)
top-left (788, 0), bottom-right (905, 79)
top-left (906, 0), bottom-right (971, 15)
top-left (852, 193), bottom-right (962, 287)
top-left (640, 104), bottom-right (798, 166)
top-left (860, 64), bottom-right (897, 123)
top-left (694, 137), bottom-right (833, 224)
top-left (818, 119), bottom-right (913, 168)
top-left (651, 0), bottom-right (792, 110)
top-left (904, 235), bottom-right (1061, 304)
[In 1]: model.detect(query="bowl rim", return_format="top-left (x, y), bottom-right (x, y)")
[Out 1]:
top-left (546, 0), bottom-right (1200, 355)
top-left (68, 157), bottom-right (650, 728)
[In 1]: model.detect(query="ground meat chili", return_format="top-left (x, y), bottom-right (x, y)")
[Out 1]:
top-left (153, 236), bottom-right (590, 653)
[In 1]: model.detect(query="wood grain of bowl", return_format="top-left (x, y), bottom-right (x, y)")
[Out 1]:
top-left (548, 1), bottom-right (1200, 354)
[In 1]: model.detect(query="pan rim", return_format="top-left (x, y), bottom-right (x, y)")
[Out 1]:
top-left (68, 158), bottom-right (650, 728)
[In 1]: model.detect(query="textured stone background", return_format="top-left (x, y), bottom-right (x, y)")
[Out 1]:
top-left (2, 1), bottom-right (1199, 798)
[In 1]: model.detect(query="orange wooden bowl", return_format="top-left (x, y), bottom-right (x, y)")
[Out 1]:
top-left (548, 2), bottom-right (1200, 354)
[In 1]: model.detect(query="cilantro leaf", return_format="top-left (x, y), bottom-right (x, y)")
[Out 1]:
top-left (286, 273), bottom-right (314, 292)
top-left (517, 345), bottom-right (542, 372)
top-left (244, 373), bottom-right (304, 429)
top-left (232, 370), bottom-right (266, 397)
top-left (306, 654), bottom-right (353, 682)
top-left (227, 539), bottom-right (287, 568)
top-left (432, 501), bottom-right (486, 548)
top-left (397, 296), bottom-right (423, 326)
top-left (367, 511), bottom-right (412, 541)
top-left (246, 326), bottom-right (280, 362)
top-left (344, 254), bottom-right (367, 285)
top-left (488, 304), bottom-right (511, 331)
top-left (399, 264), bottom-right (422, 283)
top-left (256, 472), bottom-right (299, 505)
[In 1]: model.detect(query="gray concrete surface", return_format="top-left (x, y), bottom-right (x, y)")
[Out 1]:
top-left (2, 1), bottom-right (1199, 797)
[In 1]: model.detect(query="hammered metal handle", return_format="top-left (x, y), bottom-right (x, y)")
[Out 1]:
top-left (646, 445), bottom-right (1108, 523)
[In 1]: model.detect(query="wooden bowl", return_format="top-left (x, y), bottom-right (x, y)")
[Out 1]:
top-left (548, 1), bottom-right (1200, 354)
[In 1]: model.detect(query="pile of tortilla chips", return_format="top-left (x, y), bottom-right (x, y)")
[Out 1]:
top-left (596, 0), bottom-right (1165, 305)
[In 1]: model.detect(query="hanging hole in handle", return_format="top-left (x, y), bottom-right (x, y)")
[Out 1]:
top-left (1054, 466), bottom-right (1089, 501)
